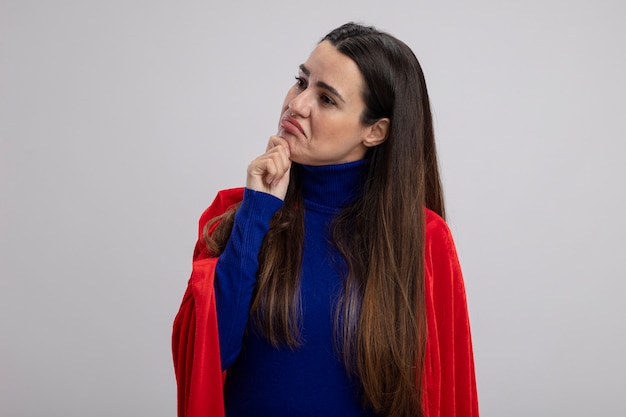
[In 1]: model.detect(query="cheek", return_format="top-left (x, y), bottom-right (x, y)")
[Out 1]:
top-left (333, 118), bottom-right (363, 139)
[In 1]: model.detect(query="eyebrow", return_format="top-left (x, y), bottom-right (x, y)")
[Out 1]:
top-left (299, 64), bottom-right (346, 103)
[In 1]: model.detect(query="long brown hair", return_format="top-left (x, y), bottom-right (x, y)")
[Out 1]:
top-left (205, 23), bottom-right (445, 417)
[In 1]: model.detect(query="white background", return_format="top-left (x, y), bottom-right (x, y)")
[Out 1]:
top-left (1, 1), bottom-right (625, 416)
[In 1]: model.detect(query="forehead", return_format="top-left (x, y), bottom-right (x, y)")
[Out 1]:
top-left (301, 41), bottom-right (364, 97)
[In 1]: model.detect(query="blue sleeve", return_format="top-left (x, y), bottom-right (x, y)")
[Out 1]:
top-left (214, 188), bottom-right (283, 370)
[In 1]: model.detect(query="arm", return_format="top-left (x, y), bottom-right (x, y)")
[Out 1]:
top-left (172, 136), bottom-right (291, 417)
top-left (172, 258), bottom-right (224, 417)
top-left (172, 188), bottom-right (244, 417)
top-left (423, 210), bottom-right (479, 417)
top-left (213, 136), bottom-right (291, 368)
top-left (214, 189), bottom-right (283, 369)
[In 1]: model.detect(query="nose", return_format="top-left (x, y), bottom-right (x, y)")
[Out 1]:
top-left (288, 88), bottom-right (312, 118)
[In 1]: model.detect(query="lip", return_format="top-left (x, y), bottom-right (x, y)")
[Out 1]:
top-left (280, 115), bottom-right (305, 136)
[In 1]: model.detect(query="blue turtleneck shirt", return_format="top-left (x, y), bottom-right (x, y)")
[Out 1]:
top-left (214, 160), bottom-right (378, 417)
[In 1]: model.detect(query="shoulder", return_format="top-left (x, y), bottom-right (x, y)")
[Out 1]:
top-left (192, 188), bottom-right (244, 261)
top-left (424, 207), bottom-right (453, 245)
top-left (198, 188), bottom-right (244, 224)
top-left (423, 207), bottom-right (460, 273)
top-left (196, 187), bottom-right (244, 237)
top-left (206, 187), bottom-right (245, 214)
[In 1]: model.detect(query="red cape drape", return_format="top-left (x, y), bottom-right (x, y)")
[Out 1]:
top-left (172, 187), bottom-right (479, 416)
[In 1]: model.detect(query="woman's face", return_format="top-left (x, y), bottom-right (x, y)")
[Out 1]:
top-left (277, 41), bottom-right (372, 166)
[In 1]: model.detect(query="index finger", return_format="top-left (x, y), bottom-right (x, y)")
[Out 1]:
top-left (266, 135), bottom-right (290, 152)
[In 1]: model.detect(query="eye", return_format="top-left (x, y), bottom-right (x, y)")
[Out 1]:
top-left (320, 94), bottom-right (336, 106)
top-left (294, 76), bottom-right (307, 89)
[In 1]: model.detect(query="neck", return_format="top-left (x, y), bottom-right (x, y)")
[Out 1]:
top-left (296, 160), bottom-right (367, 210)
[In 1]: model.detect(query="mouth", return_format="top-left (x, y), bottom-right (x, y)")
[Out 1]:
top-left (280, 115), bottom-right (305, 137)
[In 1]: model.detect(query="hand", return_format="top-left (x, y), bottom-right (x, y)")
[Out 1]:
top-left (246, 136), bottom-right (292, 200)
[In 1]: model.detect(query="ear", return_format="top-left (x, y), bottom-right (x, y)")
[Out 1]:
top-left (362, 118), bottom-right (390, 147)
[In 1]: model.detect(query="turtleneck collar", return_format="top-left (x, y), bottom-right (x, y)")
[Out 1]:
top-left (296, 159), bottom-right (367, 211)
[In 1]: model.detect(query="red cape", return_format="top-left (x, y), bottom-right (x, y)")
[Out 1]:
top-left (172, 187), bottom-right (479, 416)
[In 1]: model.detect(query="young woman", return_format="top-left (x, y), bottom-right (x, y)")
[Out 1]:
top-left (173, 23), bottom-right (479, 417)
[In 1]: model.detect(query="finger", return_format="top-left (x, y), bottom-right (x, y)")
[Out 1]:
top-left (263, 144), bottom-right (290, 172)
top-left (264, 158), bottom-right (278, 185)
top-left (265, 153), bottom-right (288, 185)
top-left (250, 152), bottom-right (285, 186)
top-left (274, 150), bottom-right (291, 183)
top-left (266, 135), bottom-right (291, 156)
